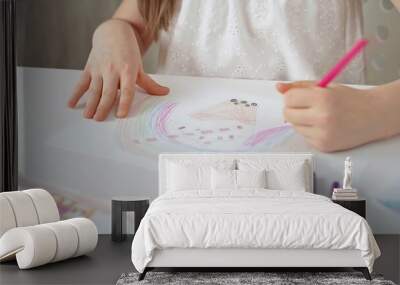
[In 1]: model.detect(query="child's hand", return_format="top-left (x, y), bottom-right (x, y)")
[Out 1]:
top-left (68, 19), bottom-right (169, 121)
top-left (276, 81), bottom-right (393, 152)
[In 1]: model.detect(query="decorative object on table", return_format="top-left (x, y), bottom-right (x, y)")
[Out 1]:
top-left (332, 198), bottom-right (366, 218)
top-left (343, 156), bottom-right (353, 190)
top-left (330, 181), bottom-right (340, 196)
top-left (0, 189), bottom-right (98, 269)
top-left (332, 188), bottom-right (359, 200)
top-left (0, 0), bottom-right (18, 192)
top-left (112, 196), bottom-right (149, 242)
top-left (332, 157), bottom-right (359, 200)
top-left (116, 271), bottom-right (394, 285)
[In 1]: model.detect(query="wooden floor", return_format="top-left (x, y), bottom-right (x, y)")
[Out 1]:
top-left (0, 235), bottom-right (398, 285)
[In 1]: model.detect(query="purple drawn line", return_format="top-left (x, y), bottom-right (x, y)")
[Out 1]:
top-left (201, 130), bottom-right (213, 134)
top-left (153, 102), bottom-right (177, 138)
top-left (244, 125), bottom-right (292, 147)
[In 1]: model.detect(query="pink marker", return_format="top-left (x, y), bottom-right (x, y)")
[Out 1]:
top-left (318, 39), bottom-right (369, 88)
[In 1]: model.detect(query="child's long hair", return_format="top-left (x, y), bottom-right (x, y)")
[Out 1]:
top-left (138, 0), bottom-right (177, 40)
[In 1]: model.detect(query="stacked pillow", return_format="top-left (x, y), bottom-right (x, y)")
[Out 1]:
top-left (237, 158), bottom-right (309, 192)
top-left (166, 158), bottom-right (310, 192)
top-left (211, 168), bottom-right (267, 190)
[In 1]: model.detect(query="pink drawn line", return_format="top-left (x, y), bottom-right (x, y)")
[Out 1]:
top-left (244, 125), bottom-right (291, 147)
top-left (154, 103), bottom-right (177, 138)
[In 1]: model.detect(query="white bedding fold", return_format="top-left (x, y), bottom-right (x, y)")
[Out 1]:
top-left (131, 190), bottom-right (380, 273)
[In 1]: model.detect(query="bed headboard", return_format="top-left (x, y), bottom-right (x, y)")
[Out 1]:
top-left (159, 153), bottom-right (314, 195)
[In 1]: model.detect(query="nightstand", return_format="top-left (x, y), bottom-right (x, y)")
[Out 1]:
top-left (112, 196), bottom-right (150, 242)
top-left (332, 198), bottom-right (366, 218)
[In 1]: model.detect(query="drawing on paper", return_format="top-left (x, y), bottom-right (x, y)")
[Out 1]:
top-left (191, 99), bottom-right (258, 125)
top-left (118, 93), bottom-right (294, 154)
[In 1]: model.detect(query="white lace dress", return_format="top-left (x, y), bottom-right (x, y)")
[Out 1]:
top-left (158, 0), bottom-right (365, 84)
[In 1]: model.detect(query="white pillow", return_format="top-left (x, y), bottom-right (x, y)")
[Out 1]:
top-left (236, 169), bottom-right (267, 189)
top-left (167, 163), bottom-right (211, 191)
top-left (238, 159), bottom-right (308, 191)
top-left (166, 159), bottom-right (236, 192)
top-left (267, 167), bottom-right (306, 191)
top-left (211, 168), bottom-right (236, 190)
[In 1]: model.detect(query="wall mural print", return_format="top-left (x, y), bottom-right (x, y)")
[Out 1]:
top-left (17, 68), bottom-right (400, 234)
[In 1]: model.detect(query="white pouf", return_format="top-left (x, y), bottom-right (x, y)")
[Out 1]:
top-left (42, 221), bottom-right (79, 262)
top-left (0, 196), bottom-right (17, 237)
top-left (23, 189), bottom-right (60, 223)
top-left (1, 191), bottom-right (39, 227)
top-left (0, 189), bottom-right (98, 269)
top-left (0, 218), bottom-right (98, 269)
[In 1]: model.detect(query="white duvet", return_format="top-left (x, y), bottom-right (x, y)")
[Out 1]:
top-left (131, 190), bottom-right (380, 273)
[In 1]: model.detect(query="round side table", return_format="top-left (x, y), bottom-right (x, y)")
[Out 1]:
top-left (111, 196), bottom-right (150, 242)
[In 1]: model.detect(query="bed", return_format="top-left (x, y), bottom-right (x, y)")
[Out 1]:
top-left (131, 153), bottom-right (380, 281)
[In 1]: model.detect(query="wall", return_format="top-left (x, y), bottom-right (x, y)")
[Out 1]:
top-left (16, 1), bottom-right (400, 232)
top-left (12, 2), bottom-right (400, 282)
top-left (363, 0), bottom-right (400, 84)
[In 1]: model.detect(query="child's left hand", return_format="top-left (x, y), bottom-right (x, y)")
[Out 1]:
top-left (276, 81), bottom-right (389, 152)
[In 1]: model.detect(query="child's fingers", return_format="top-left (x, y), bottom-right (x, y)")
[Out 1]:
top-left (83, 75), bottom-right (103, 119)
top-left (276, 81), bottom-right (316, 94)
top-left (283, 107), bottom-right (314, 126)
top-left (117, 71), bottom-right (136, 118)
top-left (94, 74), bottom-right (119, 121)
top-left (69, 70), bottom-right (91, 108)
top-left (284, 88), bottom-right (317, 108)
top-left (276, 82), bottom-right (291, 94)
top-left (137, 71), bottom-right (170, 96)
top-left (292, 124), bottom-right (317, 139)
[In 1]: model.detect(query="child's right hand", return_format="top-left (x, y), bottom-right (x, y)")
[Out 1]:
top-left (68, 19), bottom-right (169, 121)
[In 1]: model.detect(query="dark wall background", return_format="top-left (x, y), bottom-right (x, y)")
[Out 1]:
top-left (16, 0), bottom-right (119, 70)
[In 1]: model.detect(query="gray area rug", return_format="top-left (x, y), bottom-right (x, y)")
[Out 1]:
top-left (117, 272), bottom-right (396, 285)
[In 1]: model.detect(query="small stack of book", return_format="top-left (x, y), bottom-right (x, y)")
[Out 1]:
top-left (332, 188), bottom-right (358, 200)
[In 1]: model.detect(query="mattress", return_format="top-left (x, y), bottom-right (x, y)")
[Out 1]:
top-left (131, 190), bottom-right (380, 273)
